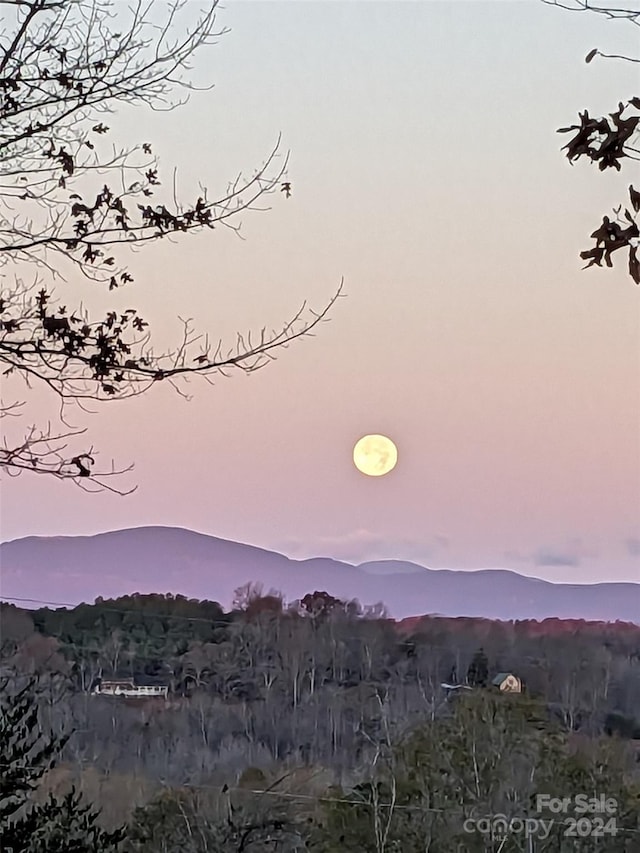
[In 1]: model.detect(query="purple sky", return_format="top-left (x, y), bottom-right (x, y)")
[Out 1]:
top-left (2, 1), bottom-right (639, 585)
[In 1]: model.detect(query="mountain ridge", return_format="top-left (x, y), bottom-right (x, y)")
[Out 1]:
top-left (1, 525), bottom-right (638, 623)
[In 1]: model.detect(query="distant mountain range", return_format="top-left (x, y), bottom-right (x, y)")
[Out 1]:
top-left (1, 526), bottom-right (639, 623)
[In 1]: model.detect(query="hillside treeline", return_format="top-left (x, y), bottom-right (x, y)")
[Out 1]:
top-left (1, 589), bottom-right (639, 851)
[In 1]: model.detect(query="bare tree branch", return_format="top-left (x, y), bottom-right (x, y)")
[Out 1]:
top-left (0, 0), bottom-right (343, 493)
top-left (541, 0), bottom-right (639, 63)
top-left (541, 0), bottom-right (640, 26)
top-left (1, 423), bottom-right (135, 494)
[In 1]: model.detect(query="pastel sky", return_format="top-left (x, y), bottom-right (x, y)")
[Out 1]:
top-left (2, 1), bottom-right (639, 585)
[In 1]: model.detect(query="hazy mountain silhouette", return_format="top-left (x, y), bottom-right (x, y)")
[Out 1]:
top-left (1, 526), bottom-right (638, 623)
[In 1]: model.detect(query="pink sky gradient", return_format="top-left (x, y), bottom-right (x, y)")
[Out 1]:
top-left (1, 1), bottom-right (639, 585)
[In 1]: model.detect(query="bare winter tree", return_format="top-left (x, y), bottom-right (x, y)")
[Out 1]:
top-left (544, 0), bottom-right (640, 284)
top-left (0, 0), bottom-right (342, 493)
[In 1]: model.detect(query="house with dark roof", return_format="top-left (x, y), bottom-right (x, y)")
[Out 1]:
top-left (491, 672), bottom-right (522, 693)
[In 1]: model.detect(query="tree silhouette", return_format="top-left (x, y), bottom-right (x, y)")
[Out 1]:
top-left (545, 0), bottom-right (639, 284)
top-left (466, 647), bottom-right (489, 687)
top-left (300, 590), bottom-right (344, 620)
top-left (0, 0), bottom-right (342, 493)
top-left (0, 675), bottom-right (126, 851)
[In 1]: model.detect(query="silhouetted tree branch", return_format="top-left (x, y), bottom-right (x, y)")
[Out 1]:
top-left (0, 422), bottom-right (135, 495)
top-left (542, 0), bottom-right (640, 32)
top-left (0, 0), bottom-right (342, 491)
top-left (546, 1), bottom-right (640, 283)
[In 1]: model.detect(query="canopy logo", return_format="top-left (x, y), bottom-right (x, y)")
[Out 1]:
top-left (463, 795), bottom-right (619, 840)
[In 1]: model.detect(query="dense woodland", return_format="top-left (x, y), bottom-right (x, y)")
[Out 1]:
top-left (2, 589), bottom-right (640, 851)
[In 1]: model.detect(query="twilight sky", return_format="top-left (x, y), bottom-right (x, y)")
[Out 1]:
top-left (2, 0), bottom-right (639, 585)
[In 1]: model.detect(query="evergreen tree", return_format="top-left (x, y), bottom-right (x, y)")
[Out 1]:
top-left (466, 647), bottom-right (489, 687)
top-left (0, 676), bottom-right (125, 852)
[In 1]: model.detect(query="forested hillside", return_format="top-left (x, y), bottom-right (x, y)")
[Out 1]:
top-left (2, 590), bottom-right (639, 850)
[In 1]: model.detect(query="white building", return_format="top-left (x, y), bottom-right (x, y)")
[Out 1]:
top-left (92, 678), bottom-right (168, 699)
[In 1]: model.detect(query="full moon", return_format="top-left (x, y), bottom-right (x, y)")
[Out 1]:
top-left (353, 434), bottom-right (398, 477)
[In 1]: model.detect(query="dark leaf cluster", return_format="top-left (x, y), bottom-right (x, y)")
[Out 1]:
top-left (558, 97), bottom-right (640, 283)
